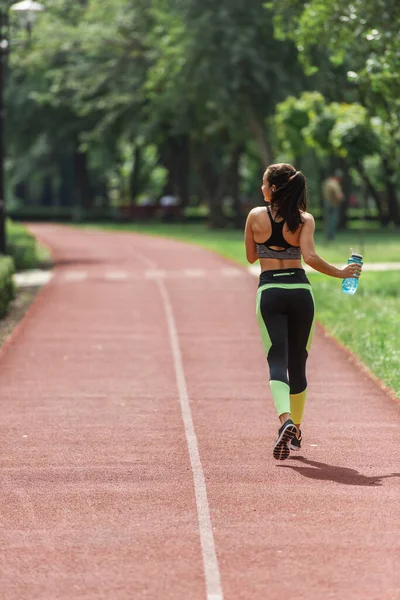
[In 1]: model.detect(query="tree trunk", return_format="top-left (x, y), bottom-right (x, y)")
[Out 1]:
top-left (98, 181), bottom-right (109, 208)
top-left (355, 161), bottom-right (386, 224)
top-left (160, 134), bottom-right (189, 203)
top-left (177, 135), bottom-right (190, 209)
top-left (382, 158), bottom-right (400, 225)
top-left (40, 176), bottom-right (53, 207)
top-left (74, 149), bottom-right (93, 211)
top-left (228, 146), bottom-right (244, 229)
top-left (247, 110), bottom-right (271, 167)
top-left (129, 145), bottom-right (141, 206)
top-left (14, 182), bottom-right (29, 205)
top-left (338, 160), bottom-right (351, 230)
top-left (201, 157), bottom-right (225, 229)
top-left (58, 153), bottom-right (74, 207)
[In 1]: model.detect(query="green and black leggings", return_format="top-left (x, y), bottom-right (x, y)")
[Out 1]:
top-left (256, 269), bottom-right (315, 423)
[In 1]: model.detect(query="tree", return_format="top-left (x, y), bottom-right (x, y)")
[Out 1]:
top-left (273, 92), bottom-right (387, 221)
top-left (268, 0), bottom-right (400, 224)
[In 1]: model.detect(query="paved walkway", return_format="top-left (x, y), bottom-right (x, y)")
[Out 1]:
top-left (1, 224), bottom-right (399, 600)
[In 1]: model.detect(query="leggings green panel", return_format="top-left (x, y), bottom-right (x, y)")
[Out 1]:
top-left (256, 292), bottom-right (272, 357)
top-left (256, 284), bottom-right (315, 398)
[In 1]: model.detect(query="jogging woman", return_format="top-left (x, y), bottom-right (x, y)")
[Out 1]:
top-left (245, 163), bottom-right (362, 460)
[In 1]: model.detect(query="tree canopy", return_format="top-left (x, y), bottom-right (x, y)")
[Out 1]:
top-left (4, 0), bottom-right (400, 226)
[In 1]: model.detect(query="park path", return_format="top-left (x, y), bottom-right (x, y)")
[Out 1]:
top-left (1, 224), bottom-right (399, 600)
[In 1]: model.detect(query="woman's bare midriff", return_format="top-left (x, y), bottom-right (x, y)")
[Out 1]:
top-left (259, 258), bottom-right (303, 272)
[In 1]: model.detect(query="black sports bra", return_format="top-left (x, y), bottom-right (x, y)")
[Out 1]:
top-left (256, 206), bottom-right (302, 260)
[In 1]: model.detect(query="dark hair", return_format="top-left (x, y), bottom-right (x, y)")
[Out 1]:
top-left (264, 163), bottom-right (307, 233)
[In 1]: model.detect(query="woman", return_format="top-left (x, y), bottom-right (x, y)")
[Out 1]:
top-left (245, 163), bottom-right (362, 460)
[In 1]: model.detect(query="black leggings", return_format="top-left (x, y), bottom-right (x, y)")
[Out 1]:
top-left (256, 269), bottom-right (315, 395)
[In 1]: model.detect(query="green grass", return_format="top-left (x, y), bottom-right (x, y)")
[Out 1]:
top-left (85, 221), bottom-right (400, 265)
top-left (309, 272), bottom-right (400, 397)
top-left (84, 221), bottom-right (399, 397)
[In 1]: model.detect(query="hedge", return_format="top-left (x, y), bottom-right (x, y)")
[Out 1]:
top-left (7, 221), bottom-right (40, 271)
top-left (0, 256), bottom-right (15, 319)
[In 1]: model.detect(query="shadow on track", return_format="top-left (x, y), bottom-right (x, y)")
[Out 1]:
top-left (54, 258), bottom-right (114, 267)
top-left (277, 456), bottom-right (400, 486)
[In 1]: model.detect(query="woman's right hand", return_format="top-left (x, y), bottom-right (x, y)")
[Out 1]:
top-left (340, 262), bottom-right (362, 279)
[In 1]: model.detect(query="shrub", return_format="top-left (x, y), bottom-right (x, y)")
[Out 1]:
top-left (0, 256), bottom-right (15, 319)
top-left (7, 221), bottom-right (39, 271)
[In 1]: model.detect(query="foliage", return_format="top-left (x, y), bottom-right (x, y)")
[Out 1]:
top-left (7, 221), bottom-right (43, 270)
top-left (268, 0), bottom-right (400, 223)
top-left (0, 256), bottom-right (15, 319)
top-left (274, 92), bottom-right (380, 167)
top-left (270, 0), bottom-right (400, 103)
top-left (6, 0), bottom-right (306, 224)
top-left (4, 0), bottom-right (400, 226)
top-left (274, 92), bottom-right (327, 160)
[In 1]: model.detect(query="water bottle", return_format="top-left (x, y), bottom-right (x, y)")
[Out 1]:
top-left (342, 250), bottom-right (363, 295)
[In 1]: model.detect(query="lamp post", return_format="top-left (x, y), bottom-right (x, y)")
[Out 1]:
top-left (0, 0), bottom-right (44, 255)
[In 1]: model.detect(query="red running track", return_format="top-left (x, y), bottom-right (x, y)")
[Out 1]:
top-left (1, 224), bottom-right (399, 600)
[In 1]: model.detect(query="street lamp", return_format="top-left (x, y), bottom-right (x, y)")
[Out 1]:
top-left (10, 1), bottom-right (44, 35)
top-left (0, 0), bottom-right (44, 255)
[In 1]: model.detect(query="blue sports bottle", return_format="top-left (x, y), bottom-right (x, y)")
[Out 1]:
top-left (342, 250), bottom-right (363, 295)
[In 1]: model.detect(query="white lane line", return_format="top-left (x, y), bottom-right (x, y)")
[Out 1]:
top-left (182, 268), bottom-right (206, 278)
top-left (220, 267), bottom-right (243, 277)
top-left (63, 271), bottom-right (88, 281)
top-left (104, 271), bottom-right (129, 280)
top-left (145, 269), bottom-right (167, 279)
top-left (157, 279), bottom-right (224, 600)
top-left (134, 250), bottom-right (224, 600)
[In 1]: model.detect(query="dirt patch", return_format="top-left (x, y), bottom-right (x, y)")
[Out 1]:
top-left (0, 287), bottom-right (41, 348)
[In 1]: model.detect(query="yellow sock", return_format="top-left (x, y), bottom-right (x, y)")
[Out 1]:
top-left (290, 390), bottom-right (307, 425)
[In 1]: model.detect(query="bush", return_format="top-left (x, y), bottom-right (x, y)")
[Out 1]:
top-left (7, 221), bottom-right (39, 271)
top-left (0, 256), bottom-right (15, 319)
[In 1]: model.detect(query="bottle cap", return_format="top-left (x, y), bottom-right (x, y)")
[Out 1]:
top-left (351, 252), bottom-right (363, 260)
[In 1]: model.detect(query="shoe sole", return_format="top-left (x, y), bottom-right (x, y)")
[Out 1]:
top-left (273, 424), bottom-right (297, 460)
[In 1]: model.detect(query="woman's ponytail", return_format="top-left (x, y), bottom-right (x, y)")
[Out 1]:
top-left (266, 164), bottom-right (307, 232)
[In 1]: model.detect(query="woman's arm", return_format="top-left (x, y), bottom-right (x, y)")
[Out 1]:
top-left (244, 211), bottom-right (258, 264)
top-left (300, 215), bottom-right (361, 279)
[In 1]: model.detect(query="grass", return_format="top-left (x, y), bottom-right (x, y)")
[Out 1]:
top-left (84, 220), bottom-right (400, 397)
top-left (309, 272), bottom-right (400, 397)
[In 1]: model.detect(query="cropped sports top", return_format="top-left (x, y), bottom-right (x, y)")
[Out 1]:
top-left (256, 206), bottom-right (302, 260)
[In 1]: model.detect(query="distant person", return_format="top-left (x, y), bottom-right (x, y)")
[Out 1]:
top-left (160, 193), bottom-right (179, 222)
top-left (322, 175), bottom-right (344, 240)
top-left (244, 163), bottom-right (362, 460)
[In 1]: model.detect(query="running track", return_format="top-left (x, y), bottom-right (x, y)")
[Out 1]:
top-left (1, 224), bottom-right (399, 600)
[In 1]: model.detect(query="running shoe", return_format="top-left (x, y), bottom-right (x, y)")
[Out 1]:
top-left (290, 430), bottom-right (302, 451)
top-left (273, 419), bottom-right (297, 460)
